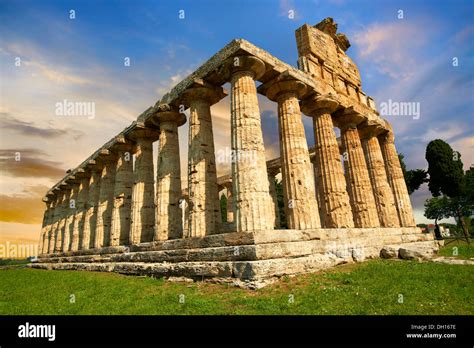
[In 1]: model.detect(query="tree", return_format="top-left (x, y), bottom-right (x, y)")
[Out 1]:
top-left (398, 153), bottom-right (427, 194)
top-left (424, 196), bottom-right (452, 240)
top-left (220, 194), bottom-right (227, 223)
top-left (425, 140), bottom-right (464, 197)
top-left (425, 140), bottom-right (471, 243)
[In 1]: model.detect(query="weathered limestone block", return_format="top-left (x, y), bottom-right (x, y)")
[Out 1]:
top-left (378, 130), bottom-right (416, 227)
top-left (359, 126), bottom-right (399, 227)
top-left (82, 165), bottom-right (103, 249)
top-left (95, 153), bottom-right (117, 249)
top-left (301, 94), bottom-right (354, 228)
top-left (129, 129), bottom-right (158, 244)
top-left (71, 174), bottom-right (90, 251)
top-left (380, 246), bottom-right (399, 259)
top-left (340, 123), bottom-right (379, 228)
top-left (181, 83), bottom-right (225, 238)
top-left (266, 78), bottom-right (320, 230)
top-left (228, 55), bottom-right (275, 232)
top-left (154, 106), bottom-right (186, 240)
top-left (399, 246), bottom-right (437, 261)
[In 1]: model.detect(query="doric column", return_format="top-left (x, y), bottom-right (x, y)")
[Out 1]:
top-left (265, 78), bottom-right (320, 230)
top-left (378, 128), bottom-right (416, 227)
top-left (71, 170), bottom-right (90, 251)
top-left (39, 198), bottom-right (53, 255)
top-left (82, 162), bottom-right (103, 249)
top-left (95, 150), bottom-right (117, 249)
top-left (181, 83), bottom-right (226, 237)
top-left (63, 180), bottom-right (80, 251)
top-left (267, 169), bottom-right (281, 229)
top-left (301, 94), bottom-right (354, 228)
top-left (48, 192), bottom-right (62, 254)
top-left (110, 137), bottom-right (134, 246)
top-left (332, 107), bottom-right (380, 228)
top-left (359, 123), bottom-right (400, 227)
top-left (223, 182), bottom-right (234, 223)
top-left (339, 123), bottom-right (380, 228)
top-left (153, 105), bottom-right (186, 240)
top-left (227, 55), bottom-right (274, 232)
top-left (129, 127), bottom-right (159, 244)
top-left (56, 185), bottom-right (72, 252)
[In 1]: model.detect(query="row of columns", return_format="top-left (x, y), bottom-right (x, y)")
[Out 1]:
top-left (39, 54), bottom-right (416, 255)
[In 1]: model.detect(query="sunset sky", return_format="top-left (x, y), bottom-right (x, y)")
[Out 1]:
top-left (1, 0), bottom-right (473, 248)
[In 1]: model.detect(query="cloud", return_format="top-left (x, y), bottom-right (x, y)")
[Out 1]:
top-left (353, 21), bottom-right (429, 80)
top-left (0, 112), bottom-right (84, 139)
top-left (0, 148), bottom-right (66, 179)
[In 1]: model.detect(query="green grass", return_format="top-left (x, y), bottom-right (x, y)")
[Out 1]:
top-left (439, 239), bottom-right (474, 259)
top-left (0, 260), bottom-right (472, 315)
top-left (0, 259), bottom-right (31, 266)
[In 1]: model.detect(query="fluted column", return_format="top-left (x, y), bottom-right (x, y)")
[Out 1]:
top-left (56, 187), bottom-right (72, 252)
top-left (301, 95), bottom-right (354, 228)
top-left (359, 125), bottom-right (399, 227)
top-left (129, 128), bottom-right (159, 244)
top-left (48, 193), bottom-right (62, 254)
top-left (63, 182), bottom-right (79, 251)
top-left (223, 183), bottom-right (234, 223)
top-left (82, 164), bottom-right (102, 249)
top-left (340, 123), bottom-right (380, 227)
top-left (39, 199), bottom-right (52, 255)
top-left (71, 172), bottom-right (90, 250)
top-left (154, 106), bottom-right (186, 240)
top-left (95, 151), bottom-right (117, 249)
top-left (266, 79), bottom-right (320, 230)
top-left (228, 55), bottom-right (274, 232)
top-left (110, 140), bottom-right (134, 246)
top-left (379, 129), bottom-right (416, 227)
top-left (181, 84), bottom-right (226, 238)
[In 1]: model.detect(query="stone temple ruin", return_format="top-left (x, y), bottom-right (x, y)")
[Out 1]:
top-left (32, 18), bottom-right (440, 288)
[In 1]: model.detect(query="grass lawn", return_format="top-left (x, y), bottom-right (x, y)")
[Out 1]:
top-left (438, 239), bottom-right (474, 259)
top-left (0, 259), bottom-right (472, 315)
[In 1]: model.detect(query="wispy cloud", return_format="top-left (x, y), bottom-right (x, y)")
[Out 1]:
top-left (0, 148), bottom-right (66, 179)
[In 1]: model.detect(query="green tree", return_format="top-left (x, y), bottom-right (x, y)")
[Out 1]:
top-left (220, 194), bottom-right (227, 223)
top-left (424, 196), bottom-right (451, 239)
top-left (275, 178), bottom-right (287, 229)
top-left (425, 140), bottom-right (464, 197)
top-left (425, 140), bottom-right (471, 243)
top-left (398, 153), bottom-right (427, 194)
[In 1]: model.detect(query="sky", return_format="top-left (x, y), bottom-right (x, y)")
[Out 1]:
top-left (0, 0), bottom-right (473, 249)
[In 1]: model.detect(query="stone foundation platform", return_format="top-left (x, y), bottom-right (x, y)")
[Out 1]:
top-left (30, 228), bottom-right (440, 289)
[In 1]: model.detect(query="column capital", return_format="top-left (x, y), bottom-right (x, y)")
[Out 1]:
top-left (127, 125), bottom-right (161, 142)
top-left (96, 148), bottom-right (118, 164)
top-left (378, 129), bottom-right (395, 144)
top-left (301, 93), bottom-right (340, 116)
top-left (263, 76), bottom-right (307, 102)
top-left (358, 119), bottom-right (388, 140)
top-left (332, 105), bottom-right (366, 129)
top-left (180, 80), bottom-right (227, 106)
top-left (150, 104), bottom-right (186, 127)
top-left (222, 55), bottom-right (266, 80)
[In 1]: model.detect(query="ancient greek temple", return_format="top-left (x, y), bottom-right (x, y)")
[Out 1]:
top-left (33, 18), bottom-right (438, 287)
